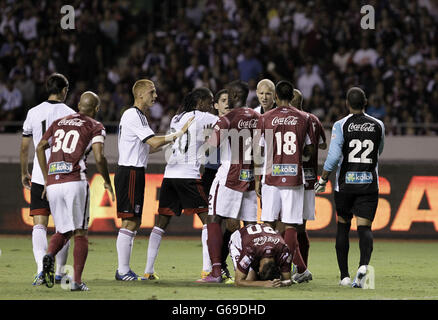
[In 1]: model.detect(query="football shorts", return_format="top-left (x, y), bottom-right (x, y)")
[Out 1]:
top-left (208, 177), bottom-right (257, 222)
top-left (30, 182), bottom-right (50, 216)
top-left (114, 165), bottom-right (145, 219)
top-left (261, 183), bottom-right (304, 225)
top-left (158, 178), bottom-right (208, 216)
top-left (334, 191), bottom-right (379, 222)
top-left (303, 189), bottom-right (315, 221)
top-left (46, 180), bottom-right (89, 234)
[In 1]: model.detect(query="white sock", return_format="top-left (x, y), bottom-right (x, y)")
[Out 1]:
top-left (145, 226), bottom-right (165, 274)
top-left (117, 228), bottom-right (136, 275)
top-left (32, 224), bottom-right (47, 274)
top-left (55, 239), bottom-right (70, 276)
top-left (202, 225), bottom-right (212, 272)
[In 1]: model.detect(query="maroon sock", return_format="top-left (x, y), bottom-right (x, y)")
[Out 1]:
top-left (73, 235), bottom-right (88, 284)
top-left (297, 231), bottom-right (310, 266)
top-left (284, 228), bottom-right (307, 273)
top-left (48, 232), bottom-right (69, 256)
top-left (207, 222), bottom-right (223, 277)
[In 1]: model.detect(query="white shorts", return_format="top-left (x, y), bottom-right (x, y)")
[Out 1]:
top-left (261, 184), bottom-right (304, 225)
top-left (208, 178), bottom-right (257, 222)
top-left (303, 189), bottom-right (315, 221)
top-left (47, 180), bottom-right (90, 234)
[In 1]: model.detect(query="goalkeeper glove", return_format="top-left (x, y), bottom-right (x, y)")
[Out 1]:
top-left (314, 177), bottom-right (328, 193)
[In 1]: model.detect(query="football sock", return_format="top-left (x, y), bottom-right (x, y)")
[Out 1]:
top-left (297, 230), bottom-right (310, 266)
top-left (284, 228), bottom-right (307, 274)
top-left (207, 222), bottom-right (223, 277)
top-left (116, 228), bottom-right (136, 275)
top-left (32, 224), bottom-right (47, 273)
top-left (73, 235), bottom-right (88, 284)
top-left (55, 239), bottom-right (70, 276)
top-left (201, 225), bottom-right (211, 272)
top-left (145, 226), bottom-right (164, 274)
top-left (48, 232), bottom-right (69, 257)
top-left (335, 221), bottom-right (351, 280)
top-left (358, 225), bottom-right (373, 267)
top-left (221, 229), bottom-right (233, 269)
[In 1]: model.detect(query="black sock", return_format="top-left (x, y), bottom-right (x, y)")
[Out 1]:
top-left (357, 225), bottom-right (373, 267)
top-left (335, 222), bottom-right (351, 280)
top-left (221, 229), bottom-right (233, 269)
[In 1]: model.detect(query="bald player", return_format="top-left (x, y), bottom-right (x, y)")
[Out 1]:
top-left (254, 79), bottom-right (276, 114)
top-left (114, 79), bottom-right (194, 281)
top-left (37, 91), bottom-right (114, 291)
top-left (285, 89), bottom-right (327, 268)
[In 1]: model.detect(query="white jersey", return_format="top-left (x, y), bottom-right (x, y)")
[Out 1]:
top-left (22, 100), bottom-right (75, 185)
top-left (164, 110), bottom-right (218, 179)
top-left (117, 107), bottom-right (155, 168)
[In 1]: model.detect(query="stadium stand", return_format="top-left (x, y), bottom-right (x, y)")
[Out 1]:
top-left (0, 0), bottom-right (437, 135)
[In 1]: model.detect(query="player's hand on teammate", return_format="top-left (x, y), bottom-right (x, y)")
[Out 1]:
top-left (104, 182), bottom-right (115, 201)
top-left (181, 116), bottom-right (195, 134)
top-left (314, 177), bottom-right (328, 193)
top-left (21, 173), bottom-right (32, 190)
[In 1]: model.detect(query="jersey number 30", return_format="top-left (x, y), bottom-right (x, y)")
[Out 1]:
top-left (348, 139), bottom-right (374, 164)
top-left (52, 129), bottom-right (80, 154)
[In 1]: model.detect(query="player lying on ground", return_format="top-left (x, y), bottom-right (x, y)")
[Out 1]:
top-left (229, 223), bottom-right (293, 288)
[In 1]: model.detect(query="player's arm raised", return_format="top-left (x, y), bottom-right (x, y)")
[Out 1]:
top-left (146, 116), bottom-right (195, 149)
top-left (92, 141), bottom-right (114, 201)
top-left (20, 136), bottom-right (32, 189)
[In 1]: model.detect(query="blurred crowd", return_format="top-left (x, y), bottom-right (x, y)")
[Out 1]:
top-left (1, 0), bottom-right (438, 135)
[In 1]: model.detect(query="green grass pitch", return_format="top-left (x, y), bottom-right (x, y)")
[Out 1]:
top-left (1, 235), bottom-right (438, 300)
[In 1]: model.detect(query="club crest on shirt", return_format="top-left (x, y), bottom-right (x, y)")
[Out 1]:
top-left (272, 164), bottom-right (297, 176)
top-left (239, 169), bottom-right (254, 181)
top-left (48, 161), bottom-right (73, 175)
top-left (345, 171), bottom-right (373, 184)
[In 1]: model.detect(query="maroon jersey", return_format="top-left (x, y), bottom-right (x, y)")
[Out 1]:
top-left (208, 107), bottom-right (260, 192)
top-left (233, 223), bottom-right (292, 275)
top-left (303, 112), bottom-right (326, 190)
top-left (42, 113), bottom-right (106, 186)
top-left (258, 105), bottom-right (315, 187)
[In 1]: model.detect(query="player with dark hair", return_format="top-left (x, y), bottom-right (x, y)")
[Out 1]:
top-left (229, 223), bottom-right (293, 287)
top-left (288, 89), bottom-right (327, 268)
top-left (115, 79), bottom-right (193, 281)
top-left (200, 80), bottom-right (260, 283)
top-left (255, 80), bottom-right (315, 283)
top-left (143, 87), bottom-right (218, 280)
top-left (36, 91), bottom-right (114, 291)
top-left (315, 87), bottom-right (385, 288)
top-left (20, 73), bottom-right (75, 285)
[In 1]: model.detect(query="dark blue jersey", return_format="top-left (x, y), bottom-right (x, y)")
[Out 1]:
top-left (324, 113), bottom-right (385, 194)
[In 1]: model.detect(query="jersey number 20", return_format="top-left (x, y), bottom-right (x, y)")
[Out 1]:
top-left (348, 139), bottom-right (374, 164)
top-left (52, 129), bottom-right (80, 154)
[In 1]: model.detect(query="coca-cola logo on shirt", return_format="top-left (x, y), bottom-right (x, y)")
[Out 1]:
top-left (58, 118), bottom-right (86, 127)
top-left (347, 122), bottom-right (375, 132)
top-left (271, 116), bottom-right (298, 126)
top-left (237, 119), bottom-right (258, 129)
top-left (253, 236), bottom-right (280, 246)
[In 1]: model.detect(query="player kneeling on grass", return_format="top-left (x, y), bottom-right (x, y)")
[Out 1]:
top-left (229, 223), bottom-right (293, 287)
top-left (36, 91), bottom-right (114, 291)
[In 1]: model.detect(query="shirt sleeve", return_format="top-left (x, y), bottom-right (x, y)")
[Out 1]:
top-left (22, 111), bottom-right (32, 137)
top-left (323, 120), bottom-right (344, 172)
top-left (129, 111), bottom-right (155, 142)
top-left (91, 123), bottom-right (106, 144)
top-left (207, 116), bottom-right (229, 147)
top-left (305, 115), bottom-right (316, 146)
top-left (236, 249), bottom-right (254, 275)
top-left (378, 121), bottom-right (385, 155)
top-left (278, 245), bottom-right (293, 273)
